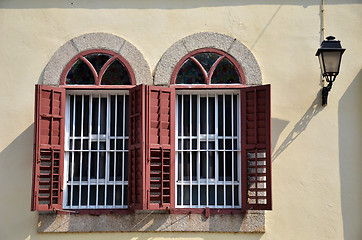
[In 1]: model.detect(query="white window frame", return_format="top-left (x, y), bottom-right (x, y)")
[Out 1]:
top-left (63, 90), bottom-right (129, 209)
top-left (175, 89), bottom-right (242, 209)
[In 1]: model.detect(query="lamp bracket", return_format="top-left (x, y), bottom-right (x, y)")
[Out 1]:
top-left (324, 75), bottom-right (336, 83)
top-left (322, 81), bottom-right (333, 106)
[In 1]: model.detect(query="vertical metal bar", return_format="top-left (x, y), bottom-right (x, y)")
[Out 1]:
top-left (180, 94), bottom-right (184, 206)
top-left (231, 93), bottom-right (234, 207)
top-left (70, 95), bottom-right (76, 208)
top-left (238, 93), bottom-right (241, 207)
top-left (206, 93), bottom-right (209, 206)
top-left (96, 95), bottom-right (101, 207)
top-left (197, 94), bottom-right (201, 207)
top-left (215, 94), bottom-right (218, 207)
top-left (189, 94), bottom-right (192, 208)
top-left (79, 94), bottom-right (84, 207)
top-left (122, 94), bottom-right (126, 207)
top-left (223, 93), bottom-right (226, 207)
top-left (87, 94), bottom-right (93, 207)
top-left (105, 94), bottom-right (110, 207)
top-left (113, 94), bottom-right (117, 207)
top-left (175, 94), bottom-right (179, 207)
top-left (63, 94), bottom-right (70, 208)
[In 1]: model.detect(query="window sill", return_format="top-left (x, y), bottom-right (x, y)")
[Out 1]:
top-left (37, 210), bottom-right (265, 233)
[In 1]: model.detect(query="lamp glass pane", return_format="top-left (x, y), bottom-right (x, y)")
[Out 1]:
top-left (321, 51), bottom-right (342, 75)
top-left (318, 54), bottom-right (325, 75)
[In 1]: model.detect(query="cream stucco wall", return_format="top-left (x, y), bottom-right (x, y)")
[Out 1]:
top-left (0, 0), bottom-right (361, 239)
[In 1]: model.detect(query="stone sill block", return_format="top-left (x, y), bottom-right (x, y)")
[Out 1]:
top-left (38, 210), bottom-right (265, 233)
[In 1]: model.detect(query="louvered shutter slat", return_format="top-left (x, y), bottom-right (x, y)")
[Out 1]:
top-left (128, 85), bottom-right (175, 211)
top-left (146, 86), bottom-right (175, 210)
top-left (128, 84), bottom-right (147, 210)
top-left (241, 85), bottom-right (272, 210)
top-left (32, 85), bottom-right (65, 211)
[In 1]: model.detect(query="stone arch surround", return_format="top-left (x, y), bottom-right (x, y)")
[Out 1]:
top-left (154, 32), bottom-right (262, 86)
top-left (41, 33), bottom-right (152, 86)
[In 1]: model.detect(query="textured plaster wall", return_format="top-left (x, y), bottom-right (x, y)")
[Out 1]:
top-left (0, 0), bottom-right (361, 240)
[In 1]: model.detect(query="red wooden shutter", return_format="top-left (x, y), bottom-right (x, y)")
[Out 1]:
top-left (145, 85), bottom-right (175, 210)
top-left (32, 85), bottom-right (65, 211)
top-left (128, 84), bottom-right (147, 210)
top-left (241, 85), bottom-right (272, 210)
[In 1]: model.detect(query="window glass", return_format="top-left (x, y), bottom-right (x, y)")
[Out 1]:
top-left (85, 53), bottom-right (112, 73)
top-left (193, 53), bottom-right (221, 72)
top-left (174, 50), bottom-right (242, 85)
top-left (66, 59), bottom-right (95, 85)
top-left (64, 51), bottom-right (133, 86)
top-left (101, 60), bottom-right (131, 85)
top-left (211, 58), bottom-right (240, 84)
top-left (176, 59), bottom-right (205, 84)
top-left (175, 91), bottom-right (241, 208)
top-left (65, 92), bottom-right (129, 209)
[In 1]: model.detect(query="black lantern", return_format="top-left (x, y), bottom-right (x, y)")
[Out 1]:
top-left (316, 36), bottom-right (345, 106)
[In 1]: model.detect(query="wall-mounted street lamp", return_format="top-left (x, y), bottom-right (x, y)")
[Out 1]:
top-left (316, 36), bottom-right (345, 106)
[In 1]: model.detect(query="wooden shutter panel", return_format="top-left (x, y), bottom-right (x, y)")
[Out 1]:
top-left (128, 85), bottom-right (175, 210)
top-left (128, 84), bottom-right (147, 210)
top-left (145, 85), bottom-right (175, 210)
top-left (241, 85), bottom-right (272, 210)
top-left (32, 85), bottom-right (65, 211)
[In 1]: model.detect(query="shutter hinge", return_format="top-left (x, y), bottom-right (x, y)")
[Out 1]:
top-left (37, 153), bottom-right (41, 163)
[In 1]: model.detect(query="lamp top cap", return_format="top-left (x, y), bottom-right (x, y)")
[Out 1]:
top-left (316, 36), bottom-right (345, 56)
top-left (326, 36), bottom-right (335, 41)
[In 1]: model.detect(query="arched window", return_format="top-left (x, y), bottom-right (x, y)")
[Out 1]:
top-left (170, 49), bottom-right (247, 209)
top-left (33, 47), bottom-right (139, 212)
top-left (172, 49), bottom-right (245, 85)
top-left (166, 44), bottom-right (271, 212)
top-left (59, 50), bottom-right (134, 210)
top-left (60, 49), bottom-right (136, 86)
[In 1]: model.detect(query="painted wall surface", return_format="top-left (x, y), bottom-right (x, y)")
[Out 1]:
top-left (0, 0), bottom-right (361, 239)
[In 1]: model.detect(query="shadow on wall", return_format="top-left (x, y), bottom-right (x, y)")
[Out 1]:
top-left (272, 91), bottom-right (324, 161)
top-left (0, 0), bottom-right (359, 9)
top-left (339, 69), bottom-right (362, 240)
top-left (271, 118), bottom-right (289, 155)
top-left (0, 124), bottom-right (37, 240)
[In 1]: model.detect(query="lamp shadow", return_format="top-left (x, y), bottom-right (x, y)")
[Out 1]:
top-left (272, 91), bottom-right (324, 161)
top-left (338, 69), bottom-right (362, 239)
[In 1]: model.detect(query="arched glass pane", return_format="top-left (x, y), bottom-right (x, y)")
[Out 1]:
top-left (66, 59), bottom-right (95, 85)
top-left (101, 59), bottom-right (131, 85)
top-left (176, 59), bottom-right (205, 84)
top-left (211, 58), bottom-right (240, 84)
top-left (85, 54), bottom-right (112, 74)
top-left (194, 53), bottom-right (221, 72)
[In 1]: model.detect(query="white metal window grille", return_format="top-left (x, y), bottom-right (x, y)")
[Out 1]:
top-left (175, 90), bottom-right (241, 208)
top-left (64, 91), bottom-right (129, 209)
